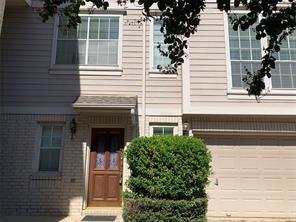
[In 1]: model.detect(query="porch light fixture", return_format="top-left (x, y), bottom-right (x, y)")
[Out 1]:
top-left (70, 118), bottom-right (77, 139)
top-left (183, 121), bottom-right (190, 136)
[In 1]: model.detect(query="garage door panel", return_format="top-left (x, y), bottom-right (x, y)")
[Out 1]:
top-left (212, 155), bottom-right (236, 170)
top-left (208, 199), bottom-right (240, 214)
top-left (203, 135), bottom-right (296, 218)
top-left (283, 157), bottom-right (296, 170)
top-left (240, 177), bottom-right (260, 190)
top-left (262, 157), bottom-right (282, 170)
top-left (239, 157), bottom-right (258, 170)
top-left (262, 177), bottom-right (283, 191)
top-left (219, 177), bottom-right (239, 191)
top-left (262, 200), bottom-right (286, 214)
top-left (239, 199), bottom-right (263, 213)
top-left (286, 178), bottom-right (296, 191)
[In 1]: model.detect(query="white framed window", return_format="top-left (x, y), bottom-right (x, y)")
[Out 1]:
top-left (34, 124), bottom-right (64, 174)
top-left (150, 19), bottom-right (171, 70)
top-left (226, 12), bottom-right (296, 91)
top-left (150, 124), bottom-right (177, 136)
top-left (53, 15), bottom-right (122, 66)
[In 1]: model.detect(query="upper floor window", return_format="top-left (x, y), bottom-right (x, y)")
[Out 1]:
top-left (38, 125), bottom-right (64, 172)
top-left (272, 35), bottom-right (296, 88)
top-left (152, 20), bottom-right (171, 69)
top-left (228, 13), bottom-right (296, 89)
top-left (55, 16), bottom-right (120, 66)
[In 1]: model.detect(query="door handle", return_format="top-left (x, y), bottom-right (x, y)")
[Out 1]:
top-left (119, 174), bottom-right (123, 185)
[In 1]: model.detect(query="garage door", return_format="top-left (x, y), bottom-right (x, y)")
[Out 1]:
top-left (201, 135), bottom-right (296, 218)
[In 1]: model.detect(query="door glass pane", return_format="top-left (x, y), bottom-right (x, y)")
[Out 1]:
top-left (39, 149), bottom-right (60, 171)
top-left (109, 134), bottom-right (119, 169)
top-left (96, 133), bottom-right (106, 169)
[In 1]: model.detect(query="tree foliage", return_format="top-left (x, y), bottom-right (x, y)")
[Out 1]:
top-left (40, 0), bottom-right (296, 98)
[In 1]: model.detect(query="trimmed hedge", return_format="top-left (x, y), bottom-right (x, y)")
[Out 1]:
top-left (123, 198), bottom-right (207, 222)
top-left (125, 136), bottom-right (211, 200)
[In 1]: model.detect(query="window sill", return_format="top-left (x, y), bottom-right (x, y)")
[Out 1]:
top-left (30, 172), bottom-right (62, 180)
top-left (148, 70), bottom-right (178, 78)
top-left (49, 65), bottom-right (123, 76)
top-left (227, 89), bottom-right (296, 100)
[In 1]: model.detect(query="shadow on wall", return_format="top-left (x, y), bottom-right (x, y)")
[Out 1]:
top-left (0, 2), bottom-right (83, 218)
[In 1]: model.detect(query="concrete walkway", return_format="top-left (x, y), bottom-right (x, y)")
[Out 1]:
top-left (0, 215), bottom-right (123, 222)
top-left (0, 216), bottom-right (84, 222)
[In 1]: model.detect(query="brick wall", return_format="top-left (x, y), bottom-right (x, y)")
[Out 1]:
top-left (0, 113), bottom-right (182, 216)
top-left (0, 113), bottom-right (134, 216)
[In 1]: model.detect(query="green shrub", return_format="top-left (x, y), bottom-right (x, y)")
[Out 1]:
top-left (123, 198), bottom-right (207, 222)
top-left (125, 136), bottom-right (211, 200)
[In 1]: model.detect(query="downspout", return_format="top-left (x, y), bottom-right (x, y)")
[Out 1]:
top-left (142, 19), bottom-right (146, 136)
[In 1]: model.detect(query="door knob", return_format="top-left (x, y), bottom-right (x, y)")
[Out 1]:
top-left (119, 174), bottom-right (123, 185)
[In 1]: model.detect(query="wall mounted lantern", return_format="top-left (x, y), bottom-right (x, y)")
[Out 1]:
top-left (183, 121), bottom-right (190, 136)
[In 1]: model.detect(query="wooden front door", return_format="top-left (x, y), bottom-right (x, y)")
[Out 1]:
top-left (88, 128), bottom-right (124, 207)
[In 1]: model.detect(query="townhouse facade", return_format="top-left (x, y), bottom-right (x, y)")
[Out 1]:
top-left (0, 0), bottom-right (296, 220)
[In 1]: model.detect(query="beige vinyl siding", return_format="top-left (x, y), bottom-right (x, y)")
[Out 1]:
top-left (0, 7), bottom-right (141, 110)
top-left (145, 22), bottom-right (182, 115)
top-left (189, 9), bottom-right (228, 104)
top-left (0, 6), bottom-right (182, 115)
top-left (188, 8), bottom-right (296, 114)
top-left (0, 0), bottom-right (5, 36)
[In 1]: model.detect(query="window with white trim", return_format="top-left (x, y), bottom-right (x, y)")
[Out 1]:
top-left (55, 16), bottom-right (120, 66)
top-left (228, 13), bottom-right (296, 89)
top-left (153, 126), bottom-right (174, 135)
top-left (150, 124), bottom-right (178, 136)
top-left (152, 20), bottom-right (171, 69)
top-left (272, 35), bottom-right (296, 88)
top-left (38, 125), bottom-right (64, 172)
